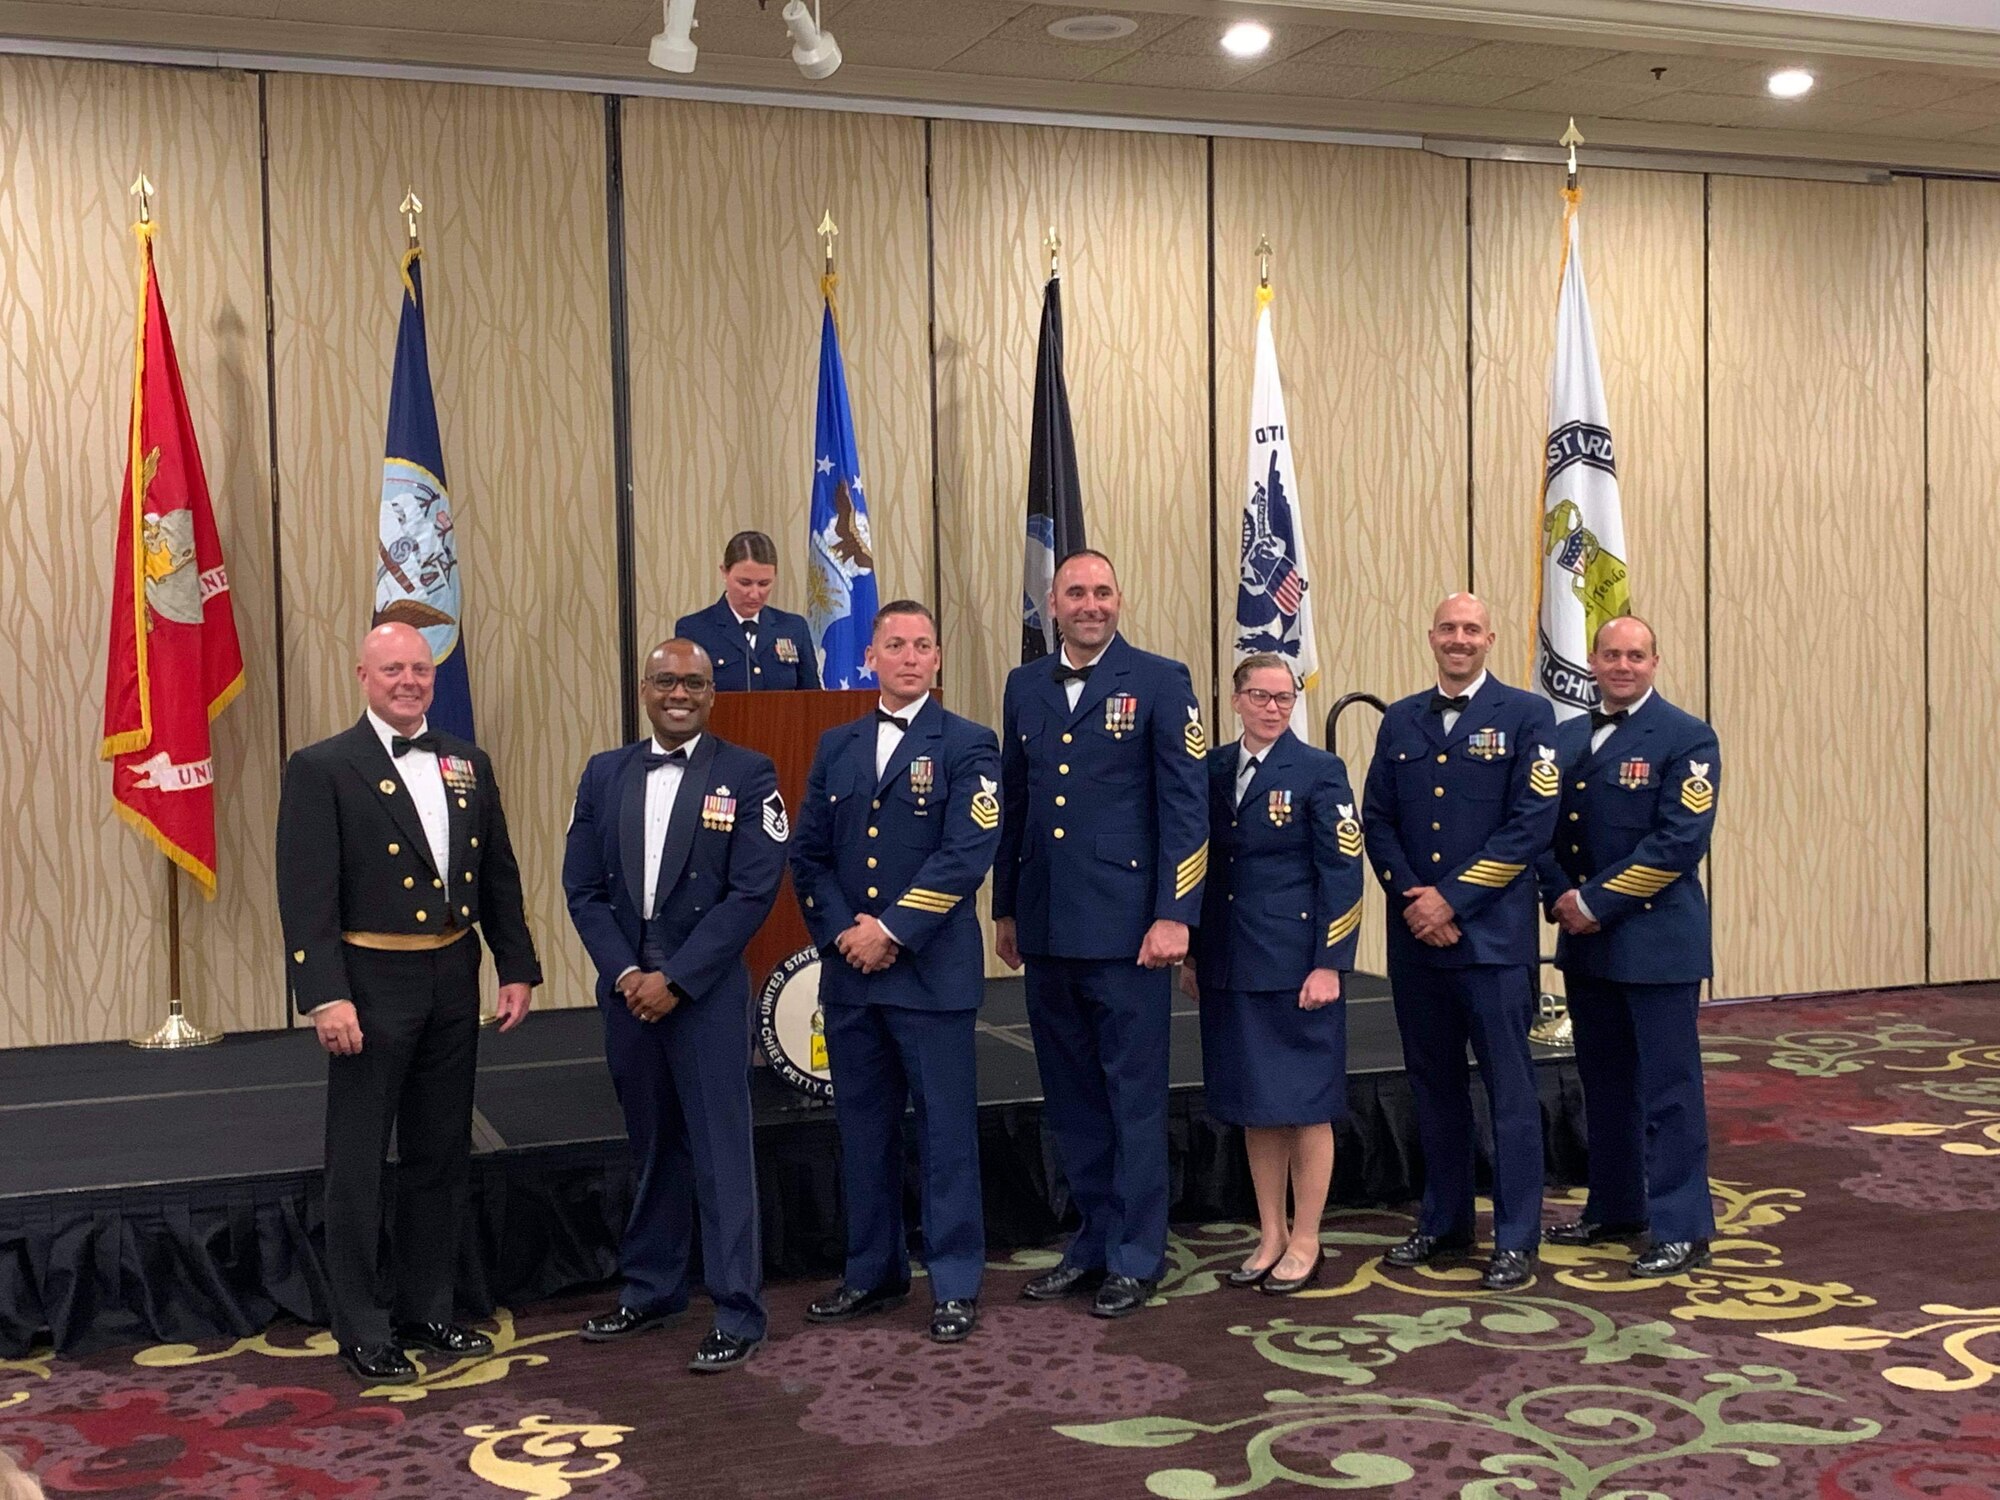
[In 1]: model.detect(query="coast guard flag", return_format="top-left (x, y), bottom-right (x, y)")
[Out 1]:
top-left (1021, 273), bottom-right (1085, 663)
top-left (101, 218), bottom-right (245, 897)
top-left (1533, 187), bottom-right (1630, 723)
top-left (1234, 285), bottom-right (1316, 736)
top-left (373, 246), bottom-right (473, 739)
top-left (806, 294), bottom-right (877, 687)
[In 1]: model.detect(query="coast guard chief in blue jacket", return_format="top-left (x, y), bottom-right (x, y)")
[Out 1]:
top-left (791, 600), bottom-right (1001, 1345)
top-left (1536, 616), bottom-right (1719, 1279)
top-left (673, 529), bottom-right (822, 692)
top-left (1363, 593), bottom-right (1560, 1292)
top-left (993, 551), bottom-right (1209, 1320)
top-left (562, 638), bottom-right (788, 1374)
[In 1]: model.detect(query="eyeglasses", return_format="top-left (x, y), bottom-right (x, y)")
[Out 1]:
top-left (643, 673), bottom-right (713, 694)
top-left (1238, 688), bottom-right (1298, 710)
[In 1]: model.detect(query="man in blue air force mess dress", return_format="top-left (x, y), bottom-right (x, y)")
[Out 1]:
top-left (1537, 616), bottom-right (1720, 1278)
top-left (993, 550), bottom-right (1210, 1320)
top-left (674, 530), bottom-right (822, 692)
top-left (1363, 593), bottom-right (1560, 1292)
top-left (790, 600), bottom-right (1002, 1344)
top-left (561, 638), bottom-right (788, 1374)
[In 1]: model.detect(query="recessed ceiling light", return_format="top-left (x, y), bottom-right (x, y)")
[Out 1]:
top-left (1046, 14), bottom-right (1139, 43)
top-left (1766, 67), bottom-right (1815, 98)
top-left (1221, 20), bottom-right (1272, 59)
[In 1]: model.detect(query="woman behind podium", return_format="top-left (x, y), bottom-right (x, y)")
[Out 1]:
top-left (1185, 654), bottom-right (1364, 1296)
top-left (675, 530), bottom-right (822, 691)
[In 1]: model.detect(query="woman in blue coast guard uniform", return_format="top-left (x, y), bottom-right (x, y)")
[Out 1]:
top-left (1186, 653), bottom-right (1365, 1296)
top-left (674, 530), bottom-right (822, 692)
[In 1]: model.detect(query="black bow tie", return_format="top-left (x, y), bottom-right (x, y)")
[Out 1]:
top-left (643, 746), bottom-right (690, 772)
top-left (1429, 693), bottom-right (1469, 714)
top-left (1590, 708), bottom-right (1630, 731)
top-left (1055, 664), bottom-right (1094, 686)
top-left (390, 731), bottom-right (439, 758)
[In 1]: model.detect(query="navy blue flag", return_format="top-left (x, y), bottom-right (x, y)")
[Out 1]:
top-left (372, 248), bottom-right (472, 739)
top-left (806, 296), bottom-right (877, 687)
top-left (1022, 274), bottom-right (1085, 663)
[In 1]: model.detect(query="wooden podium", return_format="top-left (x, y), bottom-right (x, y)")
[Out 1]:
top-left (708, 688), bottom-right (877, 988)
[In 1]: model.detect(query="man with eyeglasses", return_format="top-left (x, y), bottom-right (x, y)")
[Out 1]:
top-left (562, 638), bottom-right (789, 1372)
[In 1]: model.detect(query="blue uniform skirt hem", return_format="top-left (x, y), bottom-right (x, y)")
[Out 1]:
top-left (1198, 983), bottom-right (1349, 1127)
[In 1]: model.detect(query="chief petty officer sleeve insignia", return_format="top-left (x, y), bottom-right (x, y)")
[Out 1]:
top-left (762, 789), bottom-right (791, 842)
top-left (1184, 704), bottom-right (1207, 759)
top-left (1528, 744), bottom-right (1561, 798)
top-left (1174, 841), bottom-right (1209, 900)
top-left (970, 775), bottom-right (1000, 831)
top-left (1680, 761), bottom-right (1715, 815)
top-left (1335, 803), bottom-right (1364, 859)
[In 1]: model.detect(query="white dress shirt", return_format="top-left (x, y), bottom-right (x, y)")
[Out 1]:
top-left (368, 709), bottom-right (449, 878)
top-left (641, 733), bottom-right (699, 918)
top-left (1435, 670), bottom-right (1488, 735)
top-left (1590, 688), bottom-right (1653, 753)
top-left (1234, 742), bottom-right (1267, 808)
top-left (731, 607), bottom-right (762, 654)
top-left (875, 692), bottom-right (929, 780)
top-left (1059, 642), bottom-right (1111, 710)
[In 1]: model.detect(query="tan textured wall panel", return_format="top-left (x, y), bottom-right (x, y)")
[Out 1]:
top-left (269, 75), bottom-right (616, 1011)
top-left (932, 122), bottom-right (1210, 974)
top-left (1924, 180), bottom-right (2000, 983)
top-left (1708, 175), bottom-right (1925, 998)
top-left (0, 59), bottom-right (277, 1047)
top-left (1212, 139), bottom-right (1467, 979)
top-left (624, 101), bottom-right (931, 663)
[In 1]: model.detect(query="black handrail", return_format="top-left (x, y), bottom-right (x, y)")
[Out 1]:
top-left (1324, 692), bottom-right (1389, 753)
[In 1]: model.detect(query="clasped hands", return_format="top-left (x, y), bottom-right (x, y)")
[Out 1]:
top-left (836, 914), bottom-right (900, 973)
top-left (1400, 885), bottom-right (1462, 947)
top-left (1550, 888), bottom-right (1601, 936)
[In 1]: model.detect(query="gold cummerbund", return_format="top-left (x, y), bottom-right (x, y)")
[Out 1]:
top-left (341, 928), bottom-right (469, 952)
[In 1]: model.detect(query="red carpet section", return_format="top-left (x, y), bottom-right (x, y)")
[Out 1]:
top-left (4, 985), bottom-right (1998, 1499)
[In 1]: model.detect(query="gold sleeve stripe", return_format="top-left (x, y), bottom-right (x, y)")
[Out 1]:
top-left (1324, 899), bottom-right (1364, 947)
top-left (896, 888), bottom-right (962, 913)
top-left (1174, 842), bottom-right (1209, 900)
top-left (1456, 859), bottom-right (1525, 890)
top-left (1602, 866), bottom-right (1680, 898)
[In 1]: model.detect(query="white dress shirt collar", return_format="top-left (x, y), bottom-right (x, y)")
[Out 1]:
top-left (651, 732), bottom-right (702, 761)
top-left (878, 692), bottom-right (930, 723)
top-left (1435, 669), bottom-right (1488, 704)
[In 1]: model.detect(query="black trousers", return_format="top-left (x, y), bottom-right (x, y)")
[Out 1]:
top-left (321, 936), bottom-right (481, 1347)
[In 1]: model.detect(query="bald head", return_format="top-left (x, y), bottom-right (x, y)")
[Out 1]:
top-left (356, 621), bottom-right (435, 733)
top-left (1428, 592), bottom-right (1495, 690)
top-left (641, 637), bottom-right (716, 748)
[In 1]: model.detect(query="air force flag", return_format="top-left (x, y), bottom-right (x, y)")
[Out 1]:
top-left (373, 247), bottom-right (473, 739)
top-left (1534, 187), bottom-right (1630, 723)
top-left (806, 298), bottom-right (877, 688)
top-left (1234, 287), bottom-right (1317, 736)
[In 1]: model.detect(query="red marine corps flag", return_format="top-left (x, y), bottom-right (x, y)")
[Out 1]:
top-left (99, 197), bottom-right (245, 897)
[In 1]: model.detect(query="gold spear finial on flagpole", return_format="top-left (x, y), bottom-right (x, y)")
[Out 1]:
top-left (818, 209), bottom-right (838, 274)
top-left (1255, 233), bottom-right (1273, 291)
top-left (129, 172), bottom-right (154, 225)
top-left (1560, 117), bottom-right (1584, 189)
top-left (400, 186), bottom-right (424, 248)
top-left (1044, 224), bottom-right (1061, 279)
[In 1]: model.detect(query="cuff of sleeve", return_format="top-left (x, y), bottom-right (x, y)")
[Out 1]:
top-left (307, 1000), bottom-right (344, 1017)
top-left (1574, 892), bottom-right (1597, 923)
top-left (875, 917), bottom-right (904, 946)
top-left (614, 965), bottom-right (639, 985)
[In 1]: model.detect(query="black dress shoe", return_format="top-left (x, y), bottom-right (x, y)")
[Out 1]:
top-left (1480, 1250), bottom-right (1537, 1290)
top-left (1261, 1248), bottom-right (1324, 1296)
top-left (1632, 1239), bottom-right (1712, 1278)
top-left (1089, 1274), bottom-right (1158, 1319)
top-left (1021, 1264), bottom-right (1107, 1301)
top-left (805, 1281), bottom-right (910, 1323)
top-left (580, 1303), bottom-right (683, 1342)
top-left (929, 1299), bottom-right (978, 1343)
top-left (1545, 1218), bottom-right (1649, 1247)
top-left (338, 1342), bottom-right (418, 1385)
top-left (1382, 1231), bottom-right (1474, 1268)
top-left (392, 1321), bottom-right (494, 1358)
top-left (1225, 1259), bottom-right (1278, 1289)
top-left (688, 1327), bottom-right (760, 1373)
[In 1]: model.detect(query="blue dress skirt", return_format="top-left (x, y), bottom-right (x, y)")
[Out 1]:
top-left (1199, 984), bottom-right (1349, 1127)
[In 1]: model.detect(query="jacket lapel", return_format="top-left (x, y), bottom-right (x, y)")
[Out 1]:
top-left (346, 719), bottom-right (439, 878)
top-left (1242, 729), bottom-right (1298, 810)
top-left (1581, 693), bottom-right (1663, 777)
top-left (1443, 675), bottom-right (1501, 751)
top-left (1065, 635), bottom-right (1130, 730)
top-left (618, 744), bottom-right (650, 915)
top-left (877, 697), bottom-right (943, 794)
top-left (655, 733), bottom-right (719, 907)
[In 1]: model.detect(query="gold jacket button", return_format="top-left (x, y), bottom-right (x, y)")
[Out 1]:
top-left (415, 909), bottom-right (428, 922)
top-left (293, 950), bottom-right (306, 963)
top-left (1644, 901), bottom-right (1654, 910)
top-left (379, 779), bottom-right (396, 794)
top-left (872, 799), bottom-right (881, 810)
top-left (1431, 852), bottom-right (1442, 863)
top-left (1062, 733), bottom-right (1073, 744)
top-left (456, 797), bottom-right (467, 809)
top-left (1053, 827), bottom-right (1066, 839)
top-left (470, 837), bottom-right (479, 848)
top-left (1575, 781), bottom-right (1587, 790)
top-left (432, 877), bottom-right (443, 889)
top-left (1433, 787), bottom-right (1444, 798)
top-left (868, 826), bottom-right (879, 838)
top-left (403, 876), bottom-right (415, 889)
top-left (867, 886), bottom-right (879, 898)
top-left (1055, 795), bottom-right (1066, 807)
top-left (1432, 821), bottom-right (1441, 831)
top-left (1436, 753), bottom-right (1447, 764)
top-left (388, 842), bottom-right (400, 855)
top-left (464, 872), bottom-right (473, 882)
top-left (1571, 844), bottom-right (1581, 853)
top-left (1130, 860), bottom-right (1138, 869)
top-left (1569, 812), bottom-right (1580, 822)
top-left (1058, 763), bottom-right (1070, 775)
top-left (460, 905), bottom-right (470, 917)
top-left (867, 856), bottom-right (877, 868)
top-left (805, 896), bottom-right (815, 908)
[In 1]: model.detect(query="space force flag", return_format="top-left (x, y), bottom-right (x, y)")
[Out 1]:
top-left (1234, 284), bottom-right (1317, 736)
top-left (1021, 273), bottom-right (1085, 663)
top-left (373, 246), bottom-right (474, 739)
top-left (1533, 187), bottom-right (1630, 722)
top-left (806, 291), bottom-right (877, 688)
top-left (100, 217), bottom-right (246, 897)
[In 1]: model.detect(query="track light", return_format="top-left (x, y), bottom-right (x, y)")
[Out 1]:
top-left (781, 0), bottom-right (842, 80)
top-left (648, 0), bottom-right (697, 74)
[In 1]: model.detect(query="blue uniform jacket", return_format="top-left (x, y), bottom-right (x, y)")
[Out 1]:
top-left (993, 635), bottom-right (1209, 960)
top-left (1535, 692), bottom-right (1719, 984)
top-left (1192, 729), bottom-right (1365, 991)
top-left (673, 597), bottom-right (822, 692)
top-left (790, 698), bottom-right (1003, 1012)
top-left (562, 733), bottom-right (788, 1004)
top-left (1362, 675), bottom-right (1561, 969)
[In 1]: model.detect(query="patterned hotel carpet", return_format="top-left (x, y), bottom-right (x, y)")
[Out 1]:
top-left (6, 986), bottom-right (2000, 1500)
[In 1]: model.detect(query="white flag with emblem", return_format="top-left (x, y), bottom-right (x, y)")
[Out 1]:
top-left (1533, 186), bottom-right (1630, 724)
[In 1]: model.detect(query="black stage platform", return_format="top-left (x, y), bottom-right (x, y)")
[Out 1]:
top-left (0, 976), bottom-right (1585, 1356)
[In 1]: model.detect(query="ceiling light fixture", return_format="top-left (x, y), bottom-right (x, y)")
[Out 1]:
top-left (782, 0), bottom-right (842, 80)
top-left (1766, 67), bottom-right (1815, 98)
top-left (1220, 21), bottom-right (1272, 59)
top-left (648, 0), bottom-right (697, 73)
top-left (1047, 15), bottom-right (1140, 43)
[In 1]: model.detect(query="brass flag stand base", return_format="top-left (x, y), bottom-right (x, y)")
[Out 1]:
top-left (130, 860), bottom-right (223, 1049)
top-left (1529, 989), bottom-right (1574, 1050)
